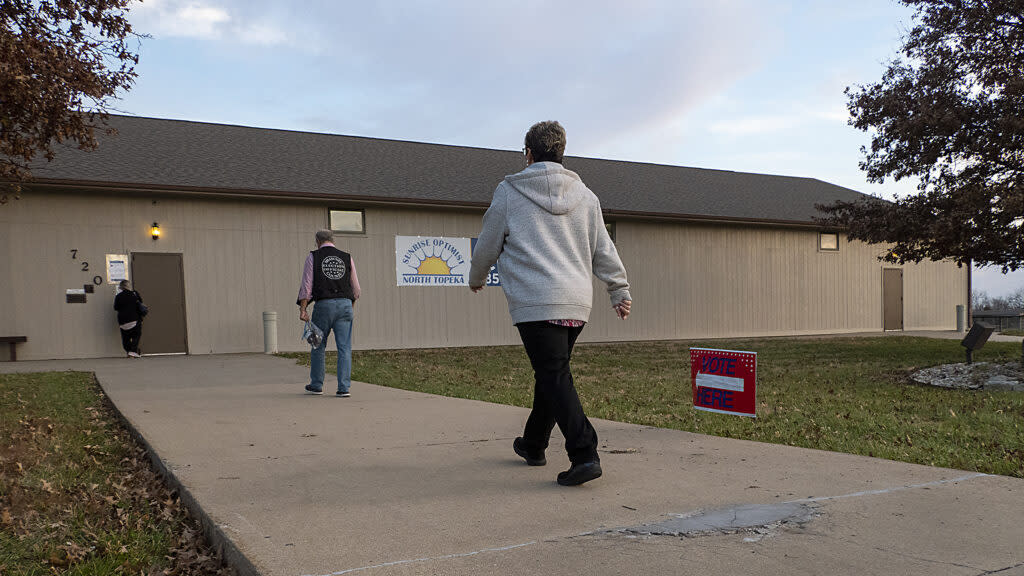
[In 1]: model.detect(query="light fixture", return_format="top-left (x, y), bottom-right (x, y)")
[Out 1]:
top-left (151, 222), bottom-right (161, 240)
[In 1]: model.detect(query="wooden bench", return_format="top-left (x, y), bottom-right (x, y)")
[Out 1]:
top-left (0, 336), bottom-right (27, 361)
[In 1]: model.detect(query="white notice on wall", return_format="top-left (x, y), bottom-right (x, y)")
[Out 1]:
top-left (106, 254), bottom-right (128, 283)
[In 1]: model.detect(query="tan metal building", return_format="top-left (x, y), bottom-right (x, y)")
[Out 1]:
top-left (0, 116), bottom-right (968, 361)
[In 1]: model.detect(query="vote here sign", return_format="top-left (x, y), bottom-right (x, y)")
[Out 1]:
top-left (690, 348), bottom-right (757, 418)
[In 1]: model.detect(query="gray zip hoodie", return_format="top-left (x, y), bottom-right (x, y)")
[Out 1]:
top-left (469, 161), bottom-right (631, 324)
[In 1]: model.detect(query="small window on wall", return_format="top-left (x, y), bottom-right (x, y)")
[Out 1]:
top-left (819, 232), bottom-right (839, 251)
top-left (605, 221), bottom-right (616, 243)
top-left (330, 209), bottom-right (365, 234)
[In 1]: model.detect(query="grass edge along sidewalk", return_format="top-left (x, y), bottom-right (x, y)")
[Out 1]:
top-left (284, 336), bottom-right (1024, 478)
top-left (0, 371), bottom-right (236, 576)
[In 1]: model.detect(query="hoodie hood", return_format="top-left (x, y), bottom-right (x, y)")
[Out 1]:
top-left (504, 162), bottom-right (588, 215)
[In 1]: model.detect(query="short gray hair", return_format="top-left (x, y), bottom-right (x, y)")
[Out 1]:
top-left (315, 229), bottom-right (334, 244)
top-left (524, 121), bottom-right (566, 164)
top-left (118, 280), bottom-right (130, 289)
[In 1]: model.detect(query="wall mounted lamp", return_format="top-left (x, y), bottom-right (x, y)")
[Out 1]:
top-left (151, 222), bottom-right (161, 240)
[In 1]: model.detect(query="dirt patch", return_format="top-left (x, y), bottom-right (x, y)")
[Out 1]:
top-left (910, 362), bottom-right (1024, 391)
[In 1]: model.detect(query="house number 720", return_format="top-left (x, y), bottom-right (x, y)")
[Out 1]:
top-left (70, 249), bottom-right (89, 271)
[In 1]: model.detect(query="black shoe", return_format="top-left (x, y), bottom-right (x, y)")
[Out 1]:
top-left (513, 437), bottom-right (546, 466)
top-left (557, 461), bottom-right (602, 486)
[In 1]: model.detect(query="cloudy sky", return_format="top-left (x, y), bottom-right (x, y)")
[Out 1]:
top-left (116, 0), bottom-right (1022, 297)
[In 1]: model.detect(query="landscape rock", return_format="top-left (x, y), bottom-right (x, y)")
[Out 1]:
top-left (911, 361), bottom-right (1024, 391)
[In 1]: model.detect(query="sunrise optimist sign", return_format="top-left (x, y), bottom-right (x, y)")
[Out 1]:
top-left (690, 348), bottom-right (757, 418)
top-left (395, 236), bottom-right (472, 286)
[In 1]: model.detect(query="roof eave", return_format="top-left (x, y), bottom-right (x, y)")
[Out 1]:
top-left (25, 178), bottom-right (491, 210)
top-left (602, 208), bottom-right (836, 230)
top-left (24, 178), bottom-right (840, 229)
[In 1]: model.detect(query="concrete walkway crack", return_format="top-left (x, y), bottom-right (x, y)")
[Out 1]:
top-left (783, 473), bottom-right (988, 504)
top-left (869, 545), bottom-right (980, 571)
top-left (618, 502), bottom-right (817, 537)
top-left (980, 562), bottom-right (1024, 575)
top-left (298, 541), bottom-right (538, 576)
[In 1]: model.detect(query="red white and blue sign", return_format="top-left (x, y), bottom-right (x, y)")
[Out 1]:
top-left (690, 348), bottom-right (757, 418)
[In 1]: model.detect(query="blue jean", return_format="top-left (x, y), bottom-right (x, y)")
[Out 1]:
top-left (309, 298), bottom-right (354, 393)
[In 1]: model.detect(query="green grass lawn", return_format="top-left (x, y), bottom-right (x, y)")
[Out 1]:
top-left (283, 336), bottom-right (1024, 477)
top-left (0, 372), bottom-right (231, 576)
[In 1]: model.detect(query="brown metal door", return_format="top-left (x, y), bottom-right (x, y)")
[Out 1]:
top-left (131, 253), bottom-right (188, 354)
top-left (882, 268), bottom-right (904, 331)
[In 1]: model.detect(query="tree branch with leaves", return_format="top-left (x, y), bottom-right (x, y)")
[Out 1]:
top-left (816, 0), bottom-right (1024, 271)
top-left (1, 0), bottom-right (141, 203)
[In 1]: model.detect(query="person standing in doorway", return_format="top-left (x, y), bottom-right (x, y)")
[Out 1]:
top-left (114, 280), bottom-right (145, 358)
top-left (298, 229), bottom-right (361, 396)
top-left (469, 121), bottom-right (632, 486)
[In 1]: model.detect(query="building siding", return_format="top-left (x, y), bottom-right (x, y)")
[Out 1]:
top-left (598, 220), bottom-right (965, 341)
top-left (0, 190), bottom-right (967, 361)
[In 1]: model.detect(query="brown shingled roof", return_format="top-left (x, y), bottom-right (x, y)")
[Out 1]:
top-left (30, 115), bottom-right (869, 225)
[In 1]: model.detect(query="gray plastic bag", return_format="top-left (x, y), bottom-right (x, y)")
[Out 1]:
top-left (302, 320), bottom-right (324, 348)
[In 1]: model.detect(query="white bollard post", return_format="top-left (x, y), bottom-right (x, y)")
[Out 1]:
top-left (263, 311), bottom-right (278, 354)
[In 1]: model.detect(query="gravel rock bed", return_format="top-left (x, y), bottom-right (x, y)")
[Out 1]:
top-left (910, 362), bottom-right (1024, 391)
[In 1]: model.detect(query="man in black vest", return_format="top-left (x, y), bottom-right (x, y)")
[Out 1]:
top-left (297, 229), bottom-right (361, 396)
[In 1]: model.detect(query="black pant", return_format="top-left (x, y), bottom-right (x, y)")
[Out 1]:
top-left (120, 323), bottom-right (142, 354)
top-left (516, 321), bottom-right (599, 465)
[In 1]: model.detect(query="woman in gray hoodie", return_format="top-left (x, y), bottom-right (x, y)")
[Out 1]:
top-left (469, 121), bottom-right (632, 486)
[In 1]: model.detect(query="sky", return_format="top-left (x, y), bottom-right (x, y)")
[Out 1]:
top-left (114, 0), bottom-right (1023, 298)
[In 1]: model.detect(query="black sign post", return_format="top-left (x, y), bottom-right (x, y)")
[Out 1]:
top-left (960, 323), bottom-right (994, 364)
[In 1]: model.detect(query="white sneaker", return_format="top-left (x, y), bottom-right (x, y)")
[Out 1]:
top-left (128, 351), bottom-right (141, 358)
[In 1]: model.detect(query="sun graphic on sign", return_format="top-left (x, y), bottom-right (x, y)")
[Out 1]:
top-left (417, 256), bottom-right (452, 274)
top-left (405, 247), bottom-right (462, 275)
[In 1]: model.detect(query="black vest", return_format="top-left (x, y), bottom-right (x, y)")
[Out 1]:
top-left (311, 246), bottom-right (354, 302)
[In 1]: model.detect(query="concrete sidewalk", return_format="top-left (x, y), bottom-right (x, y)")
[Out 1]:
top-left (3, 354), bottom-right (1022, 576)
